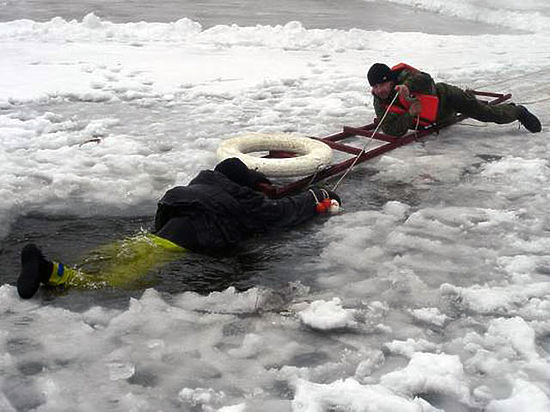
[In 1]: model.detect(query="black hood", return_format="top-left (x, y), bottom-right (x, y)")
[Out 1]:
top-left (214, 157), bottom-right (271, 189)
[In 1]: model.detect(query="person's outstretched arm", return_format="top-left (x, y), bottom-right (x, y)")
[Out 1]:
top-left (252, 187), bottom-right (339, 229)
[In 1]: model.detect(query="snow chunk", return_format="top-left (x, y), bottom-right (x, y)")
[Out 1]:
top-left (383, 201), bottom-right (411, 219)
top-left (292, 378), bottom-right (440, 412)
top-left (298, 298), bottom-right (357, 331)
top-left (384, 338), bottom-right (441, 358)
top-left (174, 286), bottom-right (266, 314)
top-left (354, 350), bottom-right (385, 380)
top-left (178, 387), bottom-right (226, 407)
top-left (487, 317), bottom-right (539, 361)
top-left (441, 282), bottom-right (550, 318)
top-left (380, 353), bottom-right (470, 403)
top-left (175, 284), bottom-right (309, 314)
top-left (82, 13), bottom-right (103, 30)
top-left (486, 379), bottom-right (550, 412)
top-left (409, 307), bottom-right (448, 327)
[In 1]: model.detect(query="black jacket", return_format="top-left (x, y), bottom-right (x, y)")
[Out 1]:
top-left (154, 170), bottom-right (318, 251)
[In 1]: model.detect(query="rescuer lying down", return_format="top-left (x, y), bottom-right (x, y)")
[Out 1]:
top-left (17, 158), bottom-right (341, 299)
top-left (367, 62), bottom-right (542, 137)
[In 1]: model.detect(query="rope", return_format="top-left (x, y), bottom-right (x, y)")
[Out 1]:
top-left (332, 92), bottom-right (399, 191)
top-left (309, 188), bottom-right (320, 204)
top-left (305, 164), bottom-right (324, 188)
top-left (414, 114), bottom-right (420, 138)
top-left (456, 122), bottom-right (489, 128)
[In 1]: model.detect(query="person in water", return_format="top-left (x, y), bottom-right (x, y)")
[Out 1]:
top-left (17, 157), bottom-right (341, 299)
top-left (367, 62), bottom-right (542, 137)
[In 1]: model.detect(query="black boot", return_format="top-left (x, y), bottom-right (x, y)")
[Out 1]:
top-left (517, 106), bottom-right (542, 133)
top-left (17, 244), bottom-right (53, 299)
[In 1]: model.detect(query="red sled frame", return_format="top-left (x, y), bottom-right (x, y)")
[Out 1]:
top-left (260, 91), bottom-right (511, 198)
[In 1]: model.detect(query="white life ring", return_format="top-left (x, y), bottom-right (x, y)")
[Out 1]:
top-left (216, 133), bottom-right (333, 177)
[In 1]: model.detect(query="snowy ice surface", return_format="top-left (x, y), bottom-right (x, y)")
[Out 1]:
top-left (1, 1), bottom-right (550, 411)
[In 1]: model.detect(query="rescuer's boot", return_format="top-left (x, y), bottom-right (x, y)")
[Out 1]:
top-left (17, 244), bottom-right (52, 299)
top-left (17, 244), bottom-right (77, 299)
top-left (517, 106), bottom-right (542, 133)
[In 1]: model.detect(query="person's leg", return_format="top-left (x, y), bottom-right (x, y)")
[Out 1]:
top-left (17, 233), bottom-right (185, 298)
top-left (18, 244), bottom-right (52, 299)
top-left (89, 233), bottom-right (185, 288)
top-left (156, 216), bottom-right (200, 250)
top-left (437, 83), bottom-right (541, 132)
top-left (17, 244), bottom-right (78, 299)
top-left (438, 83), bottom-right (519, 123)
top-left (156, 215), bottom-right (232, 251)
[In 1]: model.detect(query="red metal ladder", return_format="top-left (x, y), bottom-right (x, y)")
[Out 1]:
top-left (260, 91), bottom-right (511, 198)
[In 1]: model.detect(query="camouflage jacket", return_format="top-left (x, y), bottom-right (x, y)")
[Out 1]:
top-left (372, 67), bottom-right (437, 137)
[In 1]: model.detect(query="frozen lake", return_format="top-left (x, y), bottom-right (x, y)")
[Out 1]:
top-left (1, 0), bottom-right (549, 411)
top-left (0, 0), bottom-right (518, 34)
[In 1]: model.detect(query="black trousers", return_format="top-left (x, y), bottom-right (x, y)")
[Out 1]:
top-left (156, 217), bottom-right (200, 250)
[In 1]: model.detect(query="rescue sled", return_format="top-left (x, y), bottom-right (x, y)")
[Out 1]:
top-left (258, 90), bottom-right (511, 198)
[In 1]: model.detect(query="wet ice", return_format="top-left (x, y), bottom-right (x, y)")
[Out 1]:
top-left (1, 0), bottom-right (550, 411)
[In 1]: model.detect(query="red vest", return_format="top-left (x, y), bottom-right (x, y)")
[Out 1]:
top-left (385, 63), bottom-right (439, 126)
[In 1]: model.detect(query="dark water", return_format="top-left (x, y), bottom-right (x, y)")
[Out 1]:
top-left (0, 166), bottom-right (416, 310)
top-left (0, 212), bottom-right (326, 309)
top-left (0, 0), bottom-right (514, 34)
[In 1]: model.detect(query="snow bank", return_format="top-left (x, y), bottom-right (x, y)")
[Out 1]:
top-left (386, 0), bottom-right (550, 32)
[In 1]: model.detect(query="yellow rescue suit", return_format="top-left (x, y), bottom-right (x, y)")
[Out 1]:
top-left (45, 233), bottom-right (185, 289)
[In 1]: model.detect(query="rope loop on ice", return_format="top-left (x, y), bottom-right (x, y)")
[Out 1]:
top-left (332, 92), bottom-right (399, 190)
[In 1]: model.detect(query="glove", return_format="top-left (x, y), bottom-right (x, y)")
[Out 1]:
top-left (308, 186), bottom-right (342, 204)
top-left (394, 84), bottom-right (411, 100)
top-left (322, 189), bottom-right (342, 205)
top-left (309, 186), bottom-right (342, 214)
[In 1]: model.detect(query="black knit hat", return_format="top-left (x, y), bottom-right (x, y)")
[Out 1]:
top-left (367, 63), bottom-right (394, 86)
top-left (215, 157), bottom-right (271, 189)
